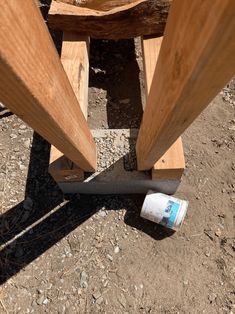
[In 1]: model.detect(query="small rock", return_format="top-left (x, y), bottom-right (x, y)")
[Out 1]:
top-left (208, 293), bottom-right (217, 303)
top-left (98, 211), bottom-right (107, 218)
top-left (80, 271), bottom-right (88, 288)
top-left (107, 254), bottom-right (113, 261)
top-left (215, 229), bottom-right (222, 237)
top-left (19, 124), bottom-right (27, 130)
top-left (42, 298), bottom-right (49, 305)
top-left (96, 297), bottom-right (104, 305)
top-left (114, 246), bottom-right (120, 254)
top-left (36, 296), bottom-right (45, 305)
top-left (19, 164), bottom-right (27, 171)
top-left (93, 292), bottom-right (101, 300)
top-left (24, 139), bottom-right (31, 149)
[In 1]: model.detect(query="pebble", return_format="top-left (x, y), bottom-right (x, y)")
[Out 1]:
top-left (114, 246), bottom-right (120, 254)
top-left (107, 254), bottom-right (113, 261)
top-left (36, 296), bottom-right (45, 305)
top-left (215, 229), bottom-right (222, 237)
top-left (19, 124), bottom-right (27, 130)
top-left (14, 146), bottom-right (20, 152)
top-left (98, 211), bottom-right (107, 218)
top-left (96, 297), bottom-right (104, 305)
top-left (93, 292), bottom-right (101, 300)
top-left (24, 139), bottom-right (31, 149)
top-left (42, 298), bottom-right (49, 305)
top-left (80, 271), bottom-right (88, 288)
top-left (19, 164), bottom-right (27, 171)
top-left (208, 293), bottom-right (217, 303)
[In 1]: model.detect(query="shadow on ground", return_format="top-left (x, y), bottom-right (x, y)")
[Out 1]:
top-left (0, 8), bottom-right (172, 284)
top-left (0, 132), bottom-right (173, 284)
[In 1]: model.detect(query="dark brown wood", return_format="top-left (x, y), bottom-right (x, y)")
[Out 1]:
top-left (48, 0), bottom-right (171, 39)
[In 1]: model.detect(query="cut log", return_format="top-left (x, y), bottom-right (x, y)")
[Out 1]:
top-left (48, 0), bottom-right (171, 39)
top-left (60, 0), bottom-right (140, 11)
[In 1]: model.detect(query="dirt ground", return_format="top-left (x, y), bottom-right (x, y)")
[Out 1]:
top-left (0, 2), bottom-right (235, 314)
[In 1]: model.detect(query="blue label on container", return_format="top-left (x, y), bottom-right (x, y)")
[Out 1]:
top-left (160, 200), bottom-right (180, 228)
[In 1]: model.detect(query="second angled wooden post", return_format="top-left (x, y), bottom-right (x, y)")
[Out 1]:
top-left (137, 0), bottom-right (235, 170)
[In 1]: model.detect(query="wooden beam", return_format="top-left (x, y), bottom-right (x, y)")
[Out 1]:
top-left (0, 1), bottom-right (96, 172)
top-left (142, 36), bottom-right (185, 180)
top-left (48, 0), bottom-right (171, 39)
top-left (49, 146), bottom-right (84, 182)
top-left (49, 33), bottom-right (90, 182)
top-left (137, 0), bottom-right (235, 170)
top-left (61, 32), bottom-right (89, 119)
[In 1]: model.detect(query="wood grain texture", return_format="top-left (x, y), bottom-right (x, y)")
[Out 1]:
top-left (137, 0), bottom-right (235, 170)
top-left (48, 0), bottom-right (171, 39)
top-left (152, 138), bottom-right (185, 180)
top-left (61, 32), bottom-right (89, 119)
top-left (0, 1), bottom-right (96, 172)
top-left (142, 36), bottom-right (185, 179)
top-left (49, 32), bottom-right (90, 182)
top-left (60, 0), bottom-right (140, 11)
top-left (49, 146), bottom-right (84, 182)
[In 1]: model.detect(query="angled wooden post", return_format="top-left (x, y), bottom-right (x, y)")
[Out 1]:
top-left (137, 0), bottom-right (235, 170)
top-left (0, 1), bottom-right (96, 172)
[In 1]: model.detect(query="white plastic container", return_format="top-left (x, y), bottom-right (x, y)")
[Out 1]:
top-left (140, 191), bottom-right (188, 230)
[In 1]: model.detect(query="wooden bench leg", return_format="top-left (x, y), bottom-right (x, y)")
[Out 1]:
top-left (49, 33), bottom-right (90, 183)
top-left (142, 36), bottom-right (185, 180)
top-left (137, 0), bottom-right (235, 170)
top-left (0, 1), bottom-right (96, 172)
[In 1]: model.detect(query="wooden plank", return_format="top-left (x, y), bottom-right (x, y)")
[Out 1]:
top-left (0, 0), bottom-right (96, 172)
top-left (137, 0), bottom-right (235, 170)
top-left (142, 36), bottom-right (185, 180)
top-left (61, 32), bottom-right (89, 119)
top-left (49, 33), bottom-right (90, 182)
top-left (49, 146), bottom-right (84, 182)
top-left (48, 0), bottom-right (171, 39)
top-left (152, 138), bottom-right (185, 180)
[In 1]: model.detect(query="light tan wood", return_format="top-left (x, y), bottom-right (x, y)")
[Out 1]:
top-left (49, 32), bottom-right (90, 182)
top-left (137, 0), bottom-right (235, 170)
top-left (142, 36), bottom-right (163, 104)
top-left (60, 0), bottom-right (139, 11)
top-left (49, 146), bottom-right (84, 182)
top-left (142, 36), bottom-right (185, 180)
top-left (152, 138), bottom-right (185, 180)
top-left (48, 0), bottom-right (171, 39)
top-left (0, 1), bottom-right (96, 172)
top-left (61, 32), bottom-right (89, 119)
